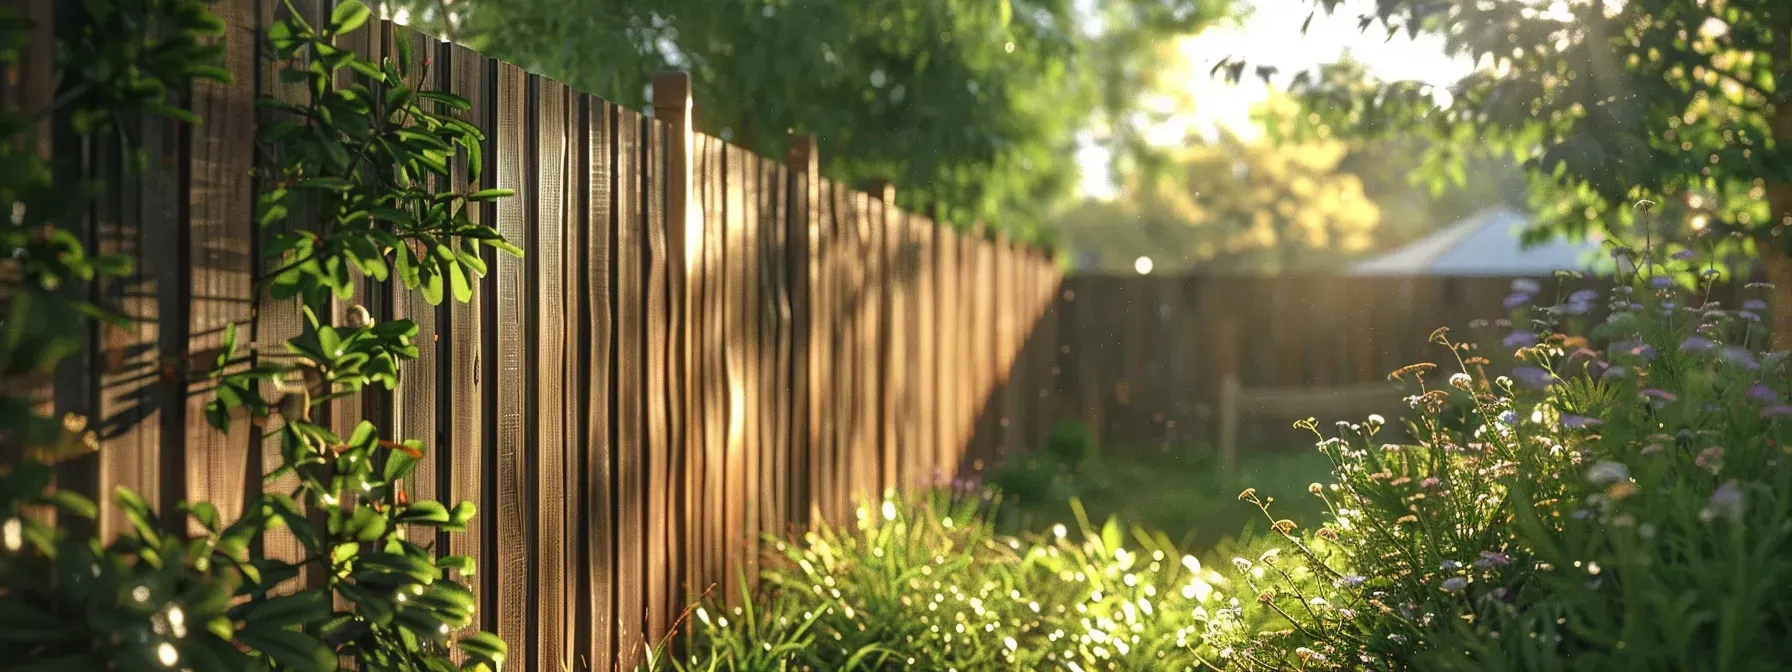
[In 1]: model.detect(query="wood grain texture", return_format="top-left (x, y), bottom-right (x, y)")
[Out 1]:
top-left (642, 118), bottom-right (673, 639)
top-left (491, 61), bottom-right (532, 672)
top-left (737, 149), bottom-right (762, 592)
top-left (441, 42), bottom-right (489, 639)
top-left (532, 76), bottom-right (572, 672)
top-left (581, 94), bottom-right (616, 672)
top-left (760, 158), bottom-right (789, 542)
top-left (785, 144), bottom-right (816, 529)
top-left (701, 135), bottom-right (726, 592)
top-left (610, 105), bottom-right (647, 668)
top-left (184, 0), bottom-right (257, 537)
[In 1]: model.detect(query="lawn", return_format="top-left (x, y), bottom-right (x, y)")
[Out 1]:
top-left (987, 439), bottom-right (1334, 555)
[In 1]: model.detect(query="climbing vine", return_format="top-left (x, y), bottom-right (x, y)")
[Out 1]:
top-left (1, 1), bottom-right (513, 670)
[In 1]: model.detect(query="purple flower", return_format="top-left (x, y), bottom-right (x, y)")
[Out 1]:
top-left (1680, 336), bottom-right (1717, 352)
top-left (1701, 480), bottom-right (1744, 523)
top-left (1640, 388), bottom-right (1677, 402)
top-left (1650, 275), bottom-right (1673, 289)
top-left (1747, 384), bottom-right (1778, 403)
top-left (1512, 279), bottom-right (1541, 294)
top-left (1558, 301), bottom-right (1592, 316)
top-left (1561, 414), bottom-right (1602, 430)
top-left (1764, 405), bottom-right (1792, 417)
top-left (1497, 410), bottom-right (1517, 426)
top-left (1441, 577), bottom-right (1468, 593)
top-left (1335, 575), bottom-right (1367, 588)
top-left (1503, 293), bottom-right (1533, 309)
top-left (1512, 365), bottom-right (1554, 389)
top-left (1568, 289), bottom-right (1599, 304)
top-left (1440, 559), bottom-right (1462, 571)
top-left (1601, 365), bottom-right (1631, 380)
top-left (1628, 302), bottom-right (1645, 311)
top-left (1745, 299), bottom-right (1769, 312)
top-left (1671, 249), bottom-right (1696, 261)
top-left (1475, 551), bottom-right (1511, 569)
top-left (1740, 310), bottom-right (1762, 322)
top-left (1720, 346), bottom-right (1761, 370)
top-left (1502, 330), bottom-right (1539, 349)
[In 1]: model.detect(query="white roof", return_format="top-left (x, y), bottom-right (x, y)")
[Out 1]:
top-left (1349, 207), bottom-right (1605, 276)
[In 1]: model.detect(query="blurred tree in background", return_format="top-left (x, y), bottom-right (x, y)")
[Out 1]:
top-left (1058, 93), bottom-right (1381, 274)
top-left (383, 0), bottom-right (1236, 240)
top-left (1217, 0), bottom-right (1792, 342)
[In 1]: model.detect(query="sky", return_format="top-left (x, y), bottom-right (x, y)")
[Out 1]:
top-left (1076, 0), bottom-right (1477, 198)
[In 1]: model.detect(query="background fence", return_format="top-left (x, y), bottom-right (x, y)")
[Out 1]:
top-left (22, 3), bottom-right (1064, 670)
top-left (1046, 273), bottom-right (1768, 457)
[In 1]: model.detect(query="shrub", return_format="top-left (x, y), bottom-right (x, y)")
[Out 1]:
top-left (1216, 258), bottom-right (1792, 669)
top-left (672, 491), bottom-right (1244, 671)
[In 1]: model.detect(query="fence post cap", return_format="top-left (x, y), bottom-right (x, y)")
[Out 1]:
top-left (786, 134), bottom-right (818, 168)
top-left (651, 71), bottom-right (692, 110)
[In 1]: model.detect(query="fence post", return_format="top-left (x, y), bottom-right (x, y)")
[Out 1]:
top-left (786, 134), bottom-right (819, 527)
top-left (651, 70), bottom-right (693, 625)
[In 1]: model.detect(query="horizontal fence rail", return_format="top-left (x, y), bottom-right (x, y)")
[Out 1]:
top-left (1048, 273), bottom-right (1766, 460)
top-left (24, 3), bottom-right (1065, 670)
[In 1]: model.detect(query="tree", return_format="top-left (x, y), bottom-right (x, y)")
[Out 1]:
top-left (1057, 109), bottom-right (1382, 274)
top-left (384, 0), bottom-right (1234, 239)
top-left (1219, 0), bottom-right (1792, 344)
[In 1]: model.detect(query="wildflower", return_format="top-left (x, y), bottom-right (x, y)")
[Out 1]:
top-left (1763, 405), bottom-right (1792, 417)
top-left (1700, 480), bottom-right (1744, 522)
top-left (1680, 335), bottom-right (1717, 352)
top-left (1504, 292), bottom-right (1533, 309)
top-left (1512, 365), bottom-right (1553, 389)
top-left (1650, 275), bottom-right (1673, 289)
top-left (1744, 299), bottom-right (1768, 312)
top-left (1561, 414), bottom-right (1603, 430)
top-left (1335, 575), bottom-right (1367, 588)
top-left (1308, 483), bottom-right (1323, 495)
top-left (1497, 410), bottom-right (1517, 426)
top-left (1475, 551), bottom-right (1511, 569)
top-left (1568, 289), bottom-right (1599, 304)
top-left (1502, 330), bottom-right (1539, 348)
top-left (1513, 278), bottom-right (1541, 294)
top-left (1695, 446), bottom-right (1724, 470)
top-left (1237, 488), bottom-right (1256, 501)
top-left (1449, 372), bottom-right (1474, 390)
top-left (1440, 560), bottom-right (1462, 571)
top-left (1641, 443), bottom-right (1664, 455)
top-left (1586, 461), bottom-right (1630, 487)
top-left (1747, 383), bottom-right (1778, 402)
top-left (1671, 249), bottom-right (1695, 261)
top-left (1721, 346), bottom-right (1762, 370)
top-left (1640, 388), bottom-right (1677, 403)
top-left (1440, 577), bottom-right (1468, 593)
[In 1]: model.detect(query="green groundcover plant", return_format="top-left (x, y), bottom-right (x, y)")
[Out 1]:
top-left (666, 489), bottom-right (1251, 671)
top-left (1218, 230), bottom-right (1792, 670)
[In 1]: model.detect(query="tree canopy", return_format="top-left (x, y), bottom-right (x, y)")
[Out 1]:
top-left (386, 0), bottom-right (1235, 239)
top-left (1220, 0), bottom-right (1792, 330)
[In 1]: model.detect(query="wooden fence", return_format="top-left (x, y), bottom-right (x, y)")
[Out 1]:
top-left (1047, 273), bottom-right (1766, 457)
top-left (17, 3), bottom-right (1063, 670)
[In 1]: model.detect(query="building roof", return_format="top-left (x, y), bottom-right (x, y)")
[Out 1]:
top-left (1348, 207), bottom-right (1605, 276)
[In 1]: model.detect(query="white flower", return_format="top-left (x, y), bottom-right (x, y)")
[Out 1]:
top-left (1449, 373), bottom-right (1474, 390)
top-left (1586, 461), bottom-right (1630, 487)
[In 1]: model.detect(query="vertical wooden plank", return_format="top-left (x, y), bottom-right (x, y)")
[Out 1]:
top-left (738, 152), bottom-right (764, 592)
top-left (914, 217), bottom-right (939, 485)
top-left (686, 134), bottom-right (712, 603)
top-left (184, 0), bottom-right (257, 534)
top-left (721, 144), bottom-right (747, 603)
top-left (441, 41), bottom-right (490, 645)
top-left (819, 180), bottom-right (846, 522)
top-left (532, 76), bottom-right (573, 671)
top-left (936, 225), bottom-right (960, 471)
top-left (383, 18), bottom-right (441, 570)
top-left (784, 136), bottom-right (816, 530)
top-left (763, 158), bottom-right (791, 540)
top-left (650, 74), bottom-right (694, 623)
top-left (643, 117), bottom-right (674, 641)
top-left (699, 134), bottom-right (726, 596)
top-left (871, 192), bottom-right (897, 493)
top-left (491, 61), bottom-right (533, 672)
top-left (581, 94), bottom-right (616, 672)
top-left (611, 105), bottom-right (648, 667)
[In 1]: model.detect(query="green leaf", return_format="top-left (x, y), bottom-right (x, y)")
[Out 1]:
top-left (457, 631), bottom-right (508, 667)
top-left (444, 255), bottom-right (471, 303)
top-left (345, 505), bottom-right (389, 542)
top-left (329, 0), bottom-right (372, 36)
top-left (47, 489), bottom-right (97, 518)
top-left (242, 590), bottom-right (334, 629)
top-left (235, 626), bottom-right (338, 672)
top-left (465, 188), bottom-right (514, 201)
top-left (397, 501), bottom-right (450, 524)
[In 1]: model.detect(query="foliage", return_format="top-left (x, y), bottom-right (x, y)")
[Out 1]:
top-left (668, 491), bottom-right (1244, 671)
top-left (1224, 0), bottom-right (1790, 317)
top-left (1057, 109), bottom-right (1381, 274)
top-left (991, 437), bottom-right (1332, 554)
top-left (1215, 243), bottom-right (1792, 669)
top-left (381, 0), bottom-right (1235, 239)
top-left (2, 1), bottom-right (511, 669)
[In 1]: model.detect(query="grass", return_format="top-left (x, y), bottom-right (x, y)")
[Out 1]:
top-left (988, 443), bottom-right (1333, 555)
